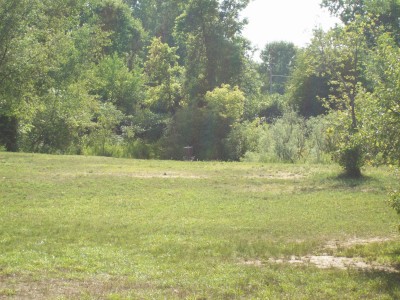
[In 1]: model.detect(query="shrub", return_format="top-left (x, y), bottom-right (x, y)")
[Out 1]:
top-left (244, 110), bottom-right (308, 163)
top-left (325, 112), bottom-right (365, 177)
top-left (223, 119), bottom-right (264, 161)
top-left (335, 143), bottom-right (364, 177)
top-left (242, 111), bottom-right (334, 164)
top-left (252, 110), bottom-right (306, 163)
top-left (305, 116), bottom-right (334, 164)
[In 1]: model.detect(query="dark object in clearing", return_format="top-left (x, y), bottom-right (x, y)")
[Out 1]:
top-left (183, 146), bottom-right (195, 161)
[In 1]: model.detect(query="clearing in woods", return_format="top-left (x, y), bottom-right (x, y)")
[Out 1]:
top-left (0, 152), bottom-right (400, 299)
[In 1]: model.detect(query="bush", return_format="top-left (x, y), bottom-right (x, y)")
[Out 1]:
top-left (389, 180), bottom-right (400, 232)
top-left (388, 169), bottom-right (400, 231)
top-left (389, 190), bottom-right (400, 215)
top-left (323, 110), bottom-right (366, 177)
top-left (257, 94), bottom-right (287, 123)
top-left (252, 110), bottom-right (306, 163)
top-left (335, 143), bottom-right (364, 177)
top-left (0, 115), bottom-right (18, 151)
top-left (224, 119), bottom-right (264, 161)
top-left (242, 111), bottom-right (334, 164)
top-left (305, 116), bottom-right (334, 164)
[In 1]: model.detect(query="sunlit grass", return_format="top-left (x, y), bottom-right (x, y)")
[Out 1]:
top-left (0, 152), bottom-right (399, 299)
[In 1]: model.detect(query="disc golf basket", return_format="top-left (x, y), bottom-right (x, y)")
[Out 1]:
top-left (183, 146), bottom-right (195, 161)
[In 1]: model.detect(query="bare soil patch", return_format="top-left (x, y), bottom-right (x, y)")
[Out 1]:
top-left (324, 237), bottom-right (395, 250)
top-left (69, 171), bottom-right (207, 179)
top-left (242, 256), bottom-right (398, 273)
top-left (245, 172), bottom-right (305, 180)
top-left (241, 237), bottom-right (399, 273)
top-left (271, 255), bottom-right (398, 273)
top-left (0, 275), bottom-right (146, 299)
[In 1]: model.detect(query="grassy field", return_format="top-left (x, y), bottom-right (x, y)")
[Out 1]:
top-left (0, 152), bottom-right (399, 299)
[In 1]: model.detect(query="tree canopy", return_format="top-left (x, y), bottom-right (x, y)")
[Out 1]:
top-left (0, 0), bottom-right (399, 177)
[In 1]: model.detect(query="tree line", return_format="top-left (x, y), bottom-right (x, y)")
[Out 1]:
top-left (0, 0), bottom-right (399, 179)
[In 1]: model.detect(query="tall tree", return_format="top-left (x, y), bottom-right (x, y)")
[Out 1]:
top-left (174, 0), bottom-right (249, 104)
top-left (162, 84), bottom-right (245, 160)
top-left (127, 0), bottom-right (185, 45)
top-left (0, 0), bottom-right (36, 150)
top-left (322, 0), bottom-right (400, 44)
top-left (287, 48), bottom-right (334, 117)
top-left (305, 23), bottom-right (368, 177)
top-left (321, 0), bottom-right (366, 24)
top-left (93, 0), bottom-right (146, 64)
top-left (259, 41), bottom-right (297, 95)
top-left (144, 37), bottom-right (183, 115)
top-left (0, 0), bottom-right (94, 151)
top-left (90, 53), bottom-right (144, 115)
top-left (17, 0), bottom-right (105, 153)
top-left (361, 33), bottom-right (400, 165)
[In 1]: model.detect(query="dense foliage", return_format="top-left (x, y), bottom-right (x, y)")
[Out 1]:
top-left (0, 0), bottom-right (399, 177)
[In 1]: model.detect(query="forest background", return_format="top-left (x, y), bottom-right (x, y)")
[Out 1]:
top-left (0, 0), bottom-right (399, 179)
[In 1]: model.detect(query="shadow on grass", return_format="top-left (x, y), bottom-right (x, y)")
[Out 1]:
top-left (386, 248), bottom-right (400, 267)
top-left (316, 173), bottom-right (380, 190)
top-left (334, 173), bottom-right (376, 187)
top-left (360, 269), bottom-right (400, 298)
top-left (301, 172), bottom-right (385, 194)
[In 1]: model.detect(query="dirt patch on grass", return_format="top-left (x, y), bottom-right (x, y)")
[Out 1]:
top-left (71, 171), bottom-right (207, 179)
top-left (272, 255), bottom-right (398, 273)
top-left (242, 256), bottom-right (398, 273)
top-left (241, 237), bottom-right (399, 273)
top-left (58, 170), bottom-right (306, 181)
top-left (324, 237), bottom-right (395, 250)
top-left (245, 172), bottom-right (305, 180)
top-left (84, 171), bottom-right (303, 180)
top-left (0, 275), bottom-right (150, 299)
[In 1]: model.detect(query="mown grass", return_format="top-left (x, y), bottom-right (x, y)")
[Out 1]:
top-left (0, 152), bottom-right (399, 299)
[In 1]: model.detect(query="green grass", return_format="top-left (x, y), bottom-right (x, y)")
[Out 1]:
top-left (0, 152), bottom-right (399, 299)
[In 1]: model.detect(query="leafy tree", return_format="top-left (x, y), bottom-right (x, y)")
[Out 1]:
top-left (84, 102), bottom-right (124, 156)
top-left (239, 58), bottom-right (263, 120)
top-left (371, 0), bottom-right (400, 44)
top-left (257, 94), bottom-right (288, 123)
top-left (174, 0), bottom-right (249, 103)
top-left (0, 0), bottom-right (40, 150)
top-left (93, 0), bottom-right (146, 63)
top-left (287, 49), bottom-right (331, 117)
top-left (363, 33), bottom-right (400, 230)
top-left (305, 23), bottom-right (368, 177)
top-left (0, 0), bottom-right (102, 152)
top-left (202, 84), bottom-right (245, 160)
top-left (18, 27), bottom-right (100, 152)
top-left (161, 106), bottom-right (205, 160)
top-left (219, 0), bottom-right (250, 38)
top-left (322, 0), bottom-right (400, 44)
top-left (20, 84), bottom-right (97, 153)
top-left (162, 84), bottom-right (245, 160)
top-left (259, 41), bottom-right (297, 95)
top-left (321, 0), bottom-right (367, 24)
top-left (144, 37), bottom-right (183, 115)
top-left (127, 0), bottom-right (185, 45)
top-left (90, 53), bottom-right (144, 115)
top-left (360, 33), bottom-right (400, 166)
top-left (205, 84), bottom-right (245, 122)
top-left (174, 0), bottom-right (221, 100)
top-left (0, 0), bottom-right (34, 82)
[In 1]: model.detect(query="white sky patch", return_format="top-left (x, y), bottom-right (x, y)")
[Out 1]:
top-left (241, 0), bottom-right (339, 57)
